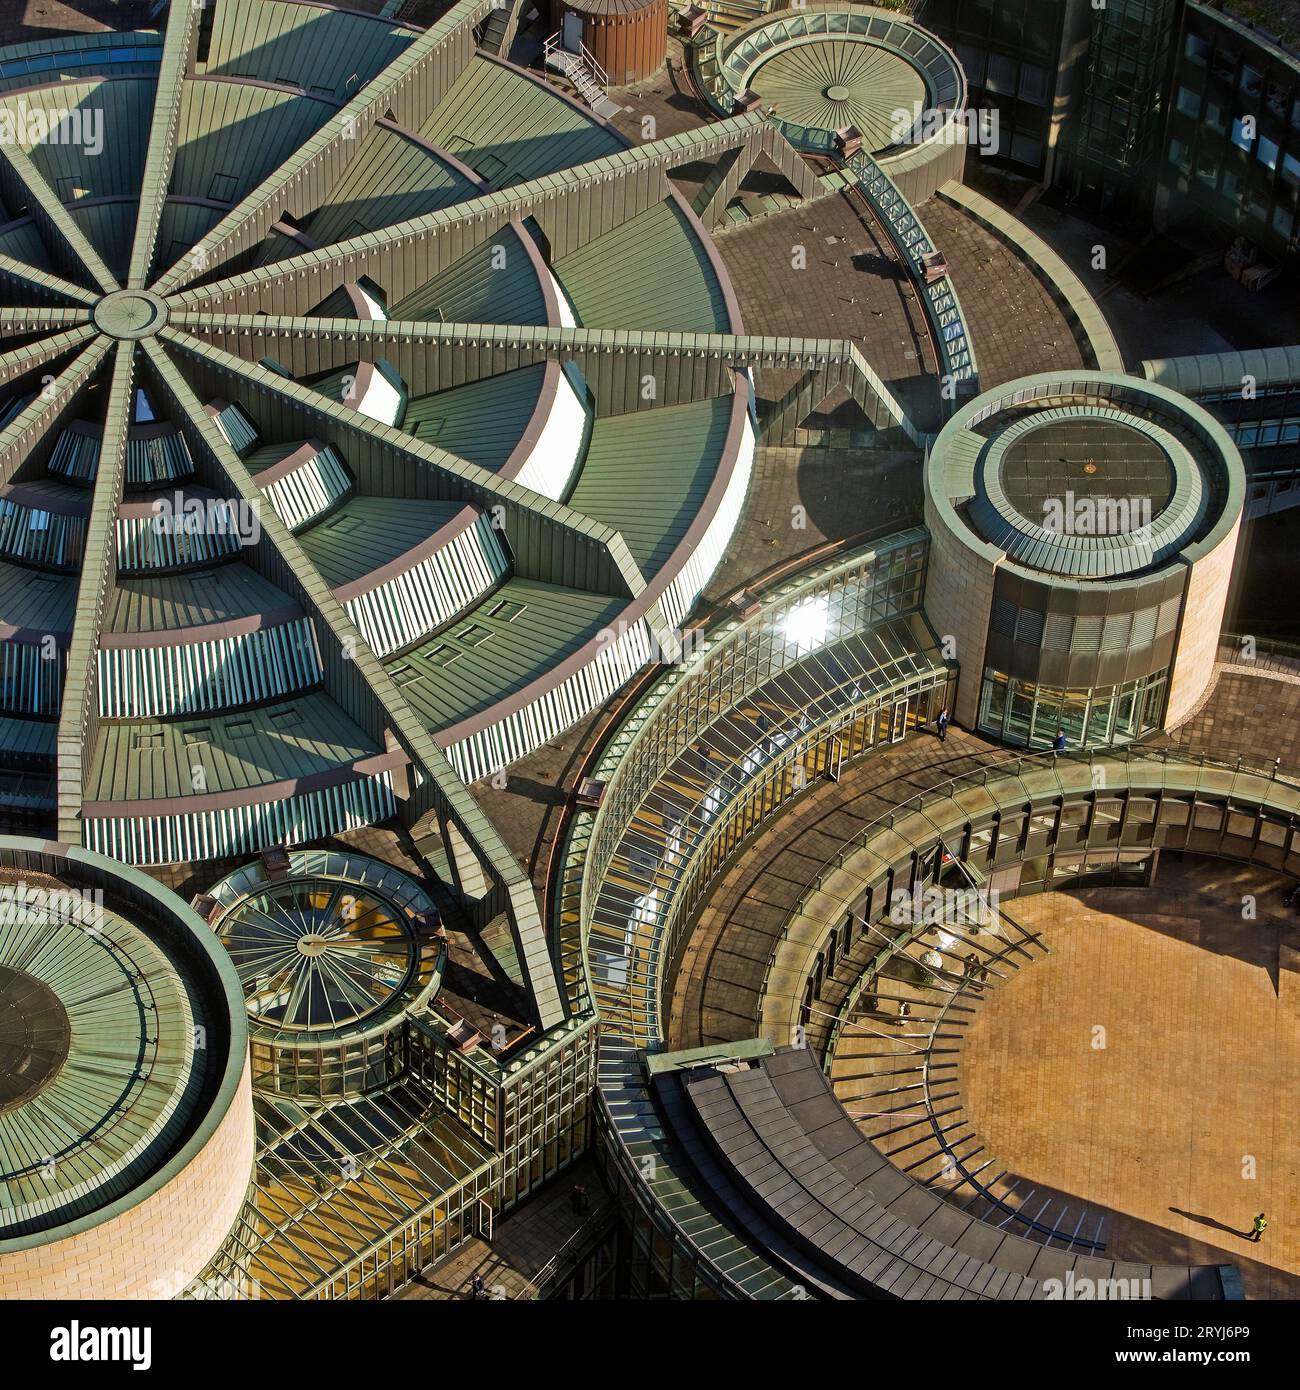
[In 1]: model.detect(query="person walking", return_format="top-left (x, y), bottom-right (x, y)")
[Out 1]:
top-left (936, 707), bottom-right (950, 743)
top-left (1052, 727), bottom-right (1067, 754)
top-left (470, 1273), bottom-right (486, 1299)
top-left (1251, 1212), bottom-right (1268, 1243)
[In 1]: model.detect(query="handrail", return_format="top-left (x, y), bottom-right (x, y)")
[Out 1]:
top-left (760, 743), bottom-right (1300, 1008)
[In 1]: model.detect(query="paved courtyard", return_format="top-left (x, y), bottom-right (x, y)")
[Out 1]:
top-left (959, 860), bottom-right (1300, 1300)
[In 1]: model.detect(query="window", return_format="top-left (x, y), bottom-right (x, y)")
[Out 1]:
top-left (1175, 85), bottom-right (1201, 119)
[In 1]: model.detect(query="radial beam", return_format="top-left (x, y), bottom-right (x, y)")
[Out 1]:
top-left (0, 251), bottom-right (99, 307)
top-left (139, 337), bottom-right (565, 1030)
top-left (0, 142), bottom-right (118, 294)
top-left (0, 307), bottom-right (91, 337)
top-left (168, 113), bottom-right (772, 316)
top-left (170, 313), bottom-right (920, 437)
top-left (0, 324), bottom-right (98, 390)
top-left (56, 344), bottom-right (135, 843)
top-left (150, 0), bottom-right (496, 296)
top-left (160, 327), bottom-right (647, 599)
top-left (126, 0), bottom-right (202, 288)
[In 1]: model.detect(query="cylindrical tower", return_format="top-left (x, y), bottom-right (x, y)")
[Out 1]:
top-left (923, 373), bottom-right (1244, 747)
top-left (550, 0), bottom-right (667, 85)
top-left (0, 839), bottom-right (254, 1299)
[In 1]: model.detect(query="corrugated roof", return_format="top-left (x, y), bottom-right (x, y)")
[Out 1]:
top-left (388, 226), bottom-right (548, 324)
top-left (304, 125), bottom-right (477, 249)
top-left (199, 0), bottom-right (414, 96)
top-left (171, 80), bottom-right (336, 204)
top-left (299, 496), bottom-right (466, 587)
top-left (386, 577), bottom-right (624, 730)
top-left (554, 199), bottom-right (730, 332)
top-left (107, 563), bottom-right (300, 634)
top-left (419, 56), bottom-right (622, 188)
top-left (88, 690), bottom-right (381, 802)
top-left (568, 393), bottom-right (735, 574)
top-left (402, 364), bottom-right (548, 469)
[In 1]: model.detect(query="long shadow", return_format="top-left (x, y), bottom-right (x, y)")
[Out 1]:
top-left (1169, 1207), bottom-right (1252, 1240)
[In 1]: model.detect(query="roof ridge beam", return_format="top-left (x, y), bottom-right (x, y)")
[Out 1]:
top-left (150, 0), bottom-right (496, 296)
top-left (167, 112), bottom-right (772, 315)
top-left (0, 307), bottom-right (92, 335)
top-left (0, 142), bottom-right (118, 294)
top-left (56, 344), bottom-right (134, 843)
top-left (0, 323), bottom-right (98, 391)
top-left (126, 0), bottom-right (202, 288)
top-left (160, 327), bottom-right (647, 600)
top-left (170, 313), bottom-right (919, 436)
top-left (0, 251), bottom-right (98, 307)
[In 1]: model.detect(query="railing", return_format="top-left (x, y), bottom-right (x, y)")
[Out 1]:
top-left (1218, 632), bottom-right (1300, 677)
top-left (542, 31), bottom-right (608, 90)
top-left (845, 152), bottom-right (977, 391)
top-left (761, 743), bottom-right (1300, 1010)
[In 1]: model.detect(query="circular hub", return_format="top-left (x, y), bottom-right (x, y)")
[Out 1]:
top-left (824, 85), bottom-right (851, 101)
top-left (92, 289), bottom-right (169, 340)
top-left (0, 966), bottom-right (70, 1113)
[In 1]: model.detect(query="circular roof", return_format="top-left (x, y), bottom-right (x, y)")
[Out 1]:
top-left (712, 7), bottom-right (965, 156)
top-left (999, 419), bottom-right (1175, 531)
top-left (0, 839), bottom-right (246, 1246)
top-left (0, 1), bottom-right (752, 858)
top-left (745, 39), bottom-right (928, 151)
top-left (206, 850), bottom-right (442, 1047)
top-left (925, 374), bottom-right (1246, 583)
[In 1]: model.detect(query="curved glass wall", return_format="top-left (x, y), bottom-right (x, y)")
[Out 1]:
top-left (976, 666), bottom-right (1169, 750)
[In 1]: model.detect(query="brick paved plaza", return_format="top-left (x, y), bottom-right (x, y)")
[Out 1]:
top-left (959, 860), bottom-right (1300, 1300)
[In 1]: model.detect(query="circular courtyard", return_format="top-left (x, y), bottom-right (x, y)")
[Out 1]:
top-left (956, 859), bottom-right (1300, 1299)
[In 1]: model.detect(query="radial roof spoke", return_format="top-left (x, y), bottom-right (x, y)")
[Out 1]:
top-left (0, 250), bottom-right (99, 308)
top-left (0, 323), bottom-right (98, 390)
top-left (0, 306), bottom-right (92, 335)
top-left (166, 113), bottom-right (770, 316)
top-left (55, 342), bottom-right (136, 841)
top-left (0, 141), bottom-right (119, 295)
top-left (149, 0), bottom-right (495, 298)
top-left (126, 0), bottom-right (202, 290)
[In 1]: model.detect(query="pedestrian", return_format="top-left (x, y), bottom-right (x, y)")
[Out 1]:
top-left (964, 951), bottom-right (978, 979)
top-left (936, 707), bottom-right (950, 743)
top-left (570, 1182), bottom-right (584, 1215)
top-left (1251, 1212), bottom-right (1268, 1242)
top-left (1052, 727), bottom-right (1066, 754)
top-left (470, 1273), bottom-right (486, 1299)
top-left (898, 999), bottom-right (910, 1022)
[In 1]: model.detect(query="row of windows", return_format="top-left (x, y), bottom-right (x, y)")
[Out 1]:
top-left (978, 667), bottom-right (1169, 750)
top-left (989, 594), bottom-right (1181, 655)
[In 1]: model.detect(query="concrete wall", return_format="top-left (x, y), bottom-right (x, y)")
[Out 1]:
top-left (922, 492), bottom-right (996, 728)
top-left (1166, 517), bottom-right (1243, 728)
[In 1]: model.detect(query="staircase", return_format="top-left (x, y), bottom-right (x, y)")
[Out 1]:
top-left (542, 33), bottom-right (621, 118)
top-left (479, 0), bottom-right (521, 57)
top-left (696, 0), bottom-right (771, 34)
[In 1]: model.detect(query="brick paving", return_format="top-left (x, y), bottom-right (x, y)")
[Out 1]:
top-left (921, 196), bottom-right (1086, 388)
top-left (1164, 665), bottom-right (1300, 771)
top-left (0, 0), bottom-right (132, 46)
top-left (958, 859), bottom-right (1300, 1300)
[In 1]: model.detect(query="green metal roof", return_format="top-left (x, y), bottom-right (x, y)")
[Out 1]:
top-left (554, 200), bottom-right (731, 333)
top-left (568, 394), bottom-right (736, 574)
top-left (299, 496), bottom-right (467, 587)
top-left (88, 691), bottom-right (381, 803)
top-left (385, 577), bottom-right (625, 731)
top-left (419, 56), bottom-right (622, 187)
top-left (402, 364), bottom-right (548, 468)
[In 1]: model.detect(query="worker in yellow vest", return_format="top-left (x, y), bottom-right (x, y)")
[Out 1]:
top-left (1251, 1212), bottom-right (1268, 1243)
